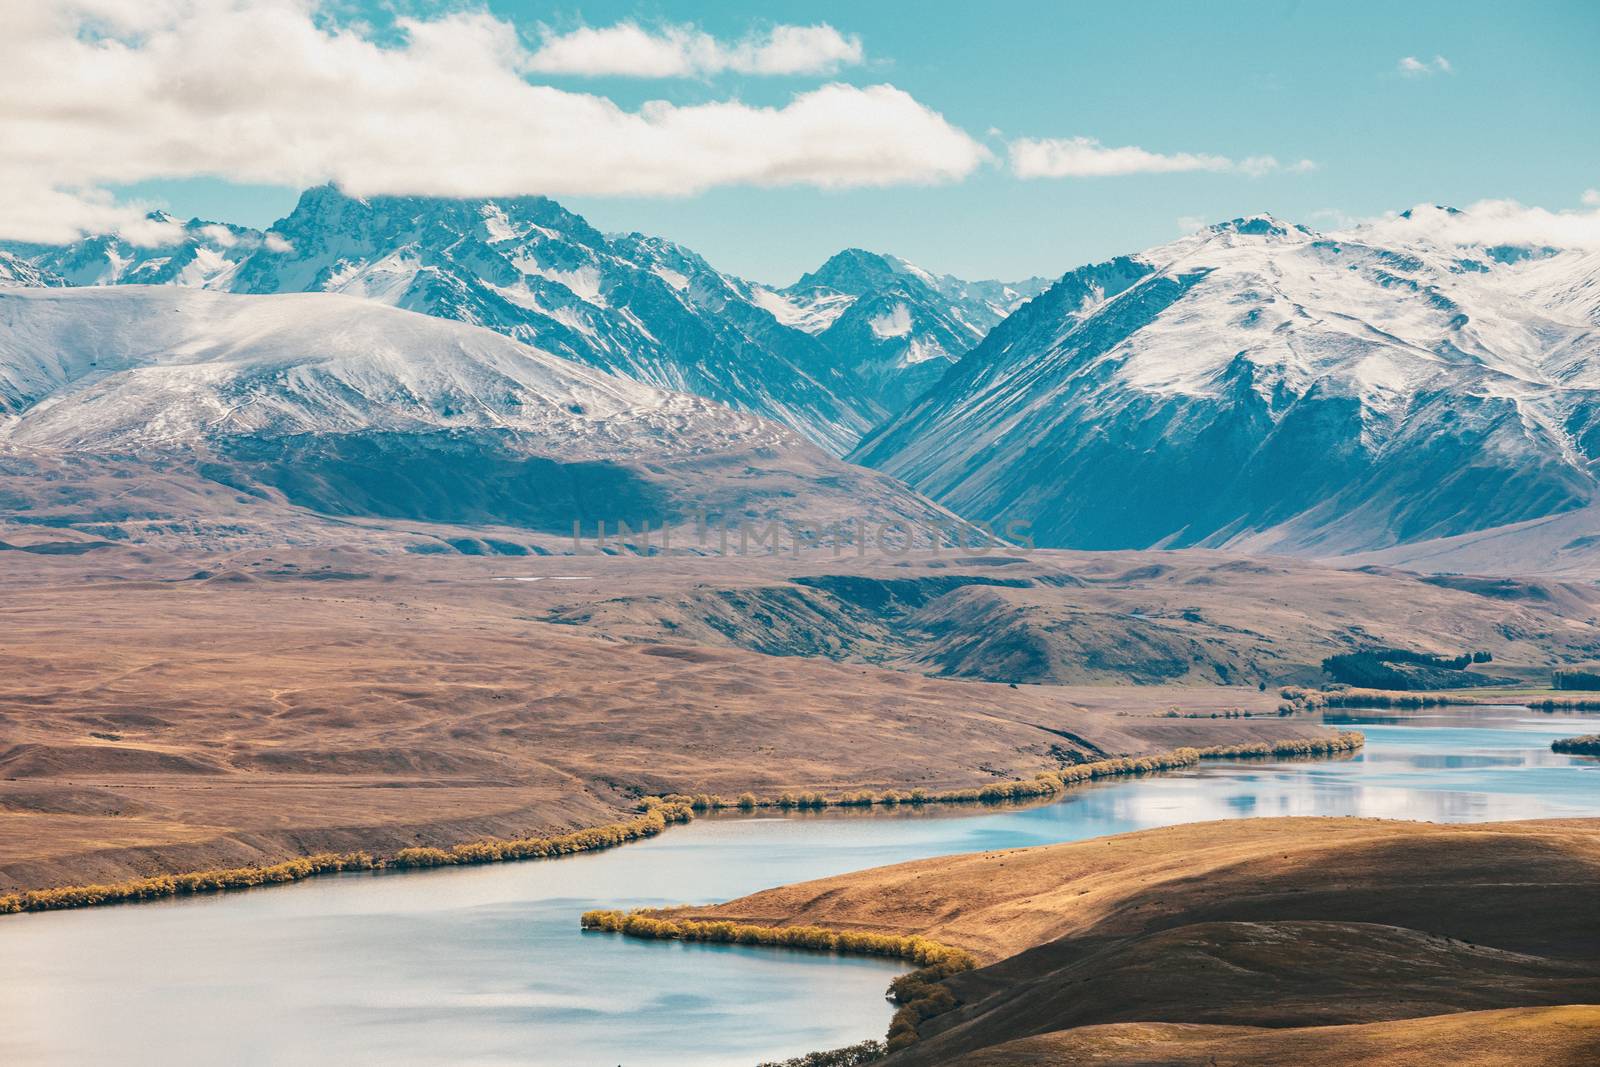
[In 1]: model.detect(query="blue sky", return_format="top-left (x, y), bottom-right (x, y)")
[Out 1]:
top-left (37, 1), bottom-right (1600, 284)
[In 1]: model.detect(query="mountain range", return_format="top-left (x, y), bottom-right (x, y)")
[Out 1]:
top-left (760, 248), bottom-right (1047, 413)
top-left (0, 286), bottom-right (956, 552)
top-left (6, 194), bottom-right (1600, 574)
top-left (852, 215), bottom-right (1600, 567)
top-left (3, 188), bottom-right (1039, 455)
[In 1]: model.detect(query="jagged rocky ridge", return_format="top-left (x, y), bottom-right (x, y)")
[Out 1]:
top-left (752, 248), bottom-right (1048, 413)
top-left (3, 190), bottom-right (1038, 454)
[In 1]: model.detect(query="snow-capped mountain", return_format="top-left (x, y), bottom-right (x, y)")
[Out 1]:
top-left (2, 194), bottom-right (1047, 449)
top-left (232, 186), bottom-right (887, 454)
top-left (756, 249), bottom-right (1048, 413)
top-left (10, 211), bottom-right (264, 288)
top-left (2, 189), bottom-right (886, 453)
top-left (0, 286), bottom-right (955, 544)
top-left (852, 214), bottom-right (1600, 560)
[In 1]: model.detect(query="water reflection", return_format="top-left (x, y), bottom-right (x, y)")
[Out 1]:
top-left (0, 705), bottom-right (1595, 1066)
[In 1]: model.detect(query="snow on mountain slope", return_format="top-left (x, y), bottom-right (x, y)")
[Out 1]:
top-left (214, 186), bottom-right (876, 454)
top-left (7, 211), bottom-right (266, 289)
top-left (0, 286), bottom-right (955, 543)
top-left (852, 214), bottom-right (1600, 560)
top-left (3, 189), bottom-right (1051, 448)
top-left (0, 286), bottom-right (769, 451)
top-left (762, 248), bottom-right (1049, 414)
top-left (2, 190), bottom-right (875, 453)
top-left (0, 250), bottom-right (64, 289)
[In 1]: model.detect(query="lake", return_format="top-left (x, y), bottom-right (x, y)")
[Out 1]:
top-left (1, 704), bottom-right (1596, 1066)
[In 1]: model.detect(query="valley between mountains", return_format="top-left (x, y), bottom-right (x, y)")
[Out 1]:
top-left (4, 189), bottom-right (1600, 1065)
top-left (3, 541), bottom-right (1599, 895)
top-left (4, 187), bottom-right (1600, 893)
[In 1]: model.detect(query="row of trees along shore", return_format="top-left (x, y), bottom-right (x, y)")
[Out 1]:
top-left (659, 733), bottom-right (1365, 815)
top-left (1282, 686), bottom-right (1600, 710)
top-left (0, 802), bottom-right (693, 914)
top-left (0, 734), bottom-right (1364, 916)
top-left (755, 1039), bottom-right (888, 1067)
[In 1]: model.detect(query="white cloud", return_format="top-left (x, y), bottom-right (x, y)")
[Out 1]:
top-left (1398, 55), bottom-right (1452, 77)
top-left (0, 2), bottom-right (982, 242)
top-left (525, 21), bottom-right (863, 78)
top-left (1010, 138), bottom-right (1316, 180)
top-left (1305, 207), bottom-right (1359, 229)
top-left (1351, 197), bottom-right (1600, 250)
top-left (1583, 189), bottom-right (1600, 207)
top-left (1240, 155), bottom-right (1317, 178)
top-left (198, 224), bottom-right (238, 247)
top-left (1176, 215), bottom-right (1207, 232)
top-left (1238, 155), bottom-right (1280, 178)
top-left (1011, 138), bottom-right (1231, 178)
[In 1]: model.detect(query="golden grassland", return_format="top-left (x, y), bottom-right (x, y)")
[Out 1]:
top-left (936, 1007), bottom-right (1600, 1067)
top-left (0, 735), bottom-right (1362, 917)
top-left (4, 552), bottom-right (1352, 898)
top-left (664, 818), bottom-right (1600, 1064)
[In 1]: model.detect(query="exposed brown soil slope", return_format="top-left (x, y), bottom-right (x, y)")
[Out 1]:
top-left (0, 552), bottom-right (1326, 893)
top-left (671, 818), bottom-right (1600, 1064)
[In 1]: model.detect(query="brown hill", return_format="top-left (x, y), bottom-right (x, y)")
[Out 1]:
top-left (0, 553), bottom-right (1331, 894)
top-left (943, 1007), bottom-right (1600, 1067)
top-left (670, 818), bottom-right (1600, 1064)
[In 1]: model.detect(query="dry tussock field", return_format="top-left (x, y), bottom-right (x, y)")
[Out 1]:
top-left (0, 548), bottom-right (1340, 893)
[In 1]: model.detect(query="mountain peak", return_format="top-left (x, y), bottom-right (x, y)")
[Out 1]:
top-left (1208, 214), bottom-right (1310, 238)
top-left (792, 248), bottom-right (910, 295)
top-left (271, 184), bottom-right (596, 250)
top-left (1398, 204), bottom-right (1464, 220)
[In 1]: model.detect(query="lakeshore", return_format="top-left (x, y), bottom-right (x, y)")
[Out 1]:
top-left (3, 703), bottom-right (1575, 1065)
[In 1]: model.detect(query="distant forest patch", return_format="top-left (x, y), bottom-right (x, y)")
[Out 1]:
top-left (1553, 668), bottom-right (1600, 691)
top-left (1321, 647), bottom-right (1507, 690)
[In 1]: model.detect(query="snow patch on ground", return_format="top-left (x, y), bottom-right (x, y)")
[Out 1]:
top-left (751, 287), bottom-right (854, 334)
top-left (651, 266), bottom-right (690, 292)
top-left (901, 336), bottom-right (949, 366)
top-left (869, 303), bottom-right (913, 339)
top-left (479, 204), bottom-right (518, 244)
top-left (513, 262), bottom-right (607, 308)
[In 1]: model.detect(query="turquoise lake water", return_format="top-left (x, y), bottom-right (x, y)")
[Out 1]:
top-left (1, 704), bottom-right (1596, 1066)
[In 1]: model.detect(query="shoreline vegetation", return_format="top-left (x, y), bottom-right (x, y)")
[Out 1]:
top-left (1552, 734), bottom-right (1600, 756)
top-left (659, 733), bottom-right (1366, 815)
top-left (755, 1039), bottom-right (888, 1067)
top-left (0, 734), bottom-right (1363, 917)
top-left (666, 819), bottom-right (1600, 1065)
top-left (580, 911), bottom-right (976, 1052)
top-left (0, 803), bottom-right (693, 916)
top-left (1282, 686), bottom-right (1600, 711)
